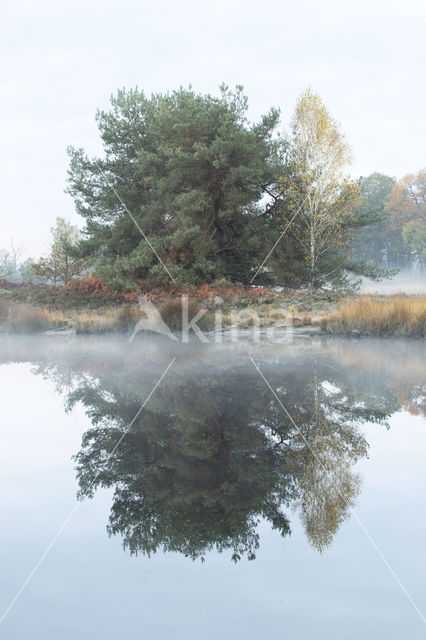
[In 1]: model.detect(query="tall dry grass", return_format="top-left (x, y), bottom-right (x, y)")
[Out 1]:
top-left (1, 294), bottom-right (424, 337)
top-left (72, 305), bottom-right (140, 334)
top-left (0, 299), bottom-right (140, 334)
top-left (323, 295), bottom-right (426, 337)
top-left (0, 301), bottom-right (52, 333)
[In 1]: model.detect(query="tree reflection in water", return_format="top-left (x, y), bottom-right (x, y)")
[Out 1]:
top-left (8, 335), bottom-right (424, 561)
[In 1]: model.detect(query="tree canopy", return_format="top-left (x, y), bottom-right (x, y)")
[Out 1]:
top-left (270, 90), bottom-right (392, 289)
top-left (65, 85), bottom-right (415, 290)
top-left (67, 85), bottom-right (284, 289)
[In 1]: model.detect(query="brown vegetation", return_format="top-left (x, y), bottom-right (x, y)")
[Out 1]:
top-left (72, 305), bottom-right (141, 334)
top-left (322, 295), bottom-right (426, 337)
top-left (0, 298), bottom-right (140, 334)
top-left (0, 300), bottom-right (62, 333)
top-left (1, 285), bottom-right (424, 338)
top-left (159, 298), bottom-right (214, 331)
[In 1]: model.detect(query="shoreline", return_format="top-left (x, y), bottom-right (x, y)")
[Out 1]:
top-left (0, 288), bottom-right (424, 338)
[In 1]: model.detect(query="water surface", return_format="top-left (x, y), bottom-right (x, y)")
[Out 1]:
top-left (0, 334), bottom-right (425, 638)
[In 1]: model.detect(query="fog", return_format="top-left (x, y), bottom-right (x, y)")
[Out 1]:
top-left (359, 269), bottom-right (426, 295)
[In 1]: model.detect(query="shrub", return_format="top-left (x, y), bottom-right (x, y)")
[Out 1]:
top-left (159, 298), bottom-right (213, 331)
top-left (0, 279), bottom-right (47, 290)
top-left (319, 317), bottom-right (328, 331)
top-left (66, 275), bottom-right (109, 295)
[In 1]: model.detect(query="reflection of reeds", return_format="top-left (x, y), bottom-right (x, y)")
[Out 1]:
top-left (322, 295), bottom-right (426, 337)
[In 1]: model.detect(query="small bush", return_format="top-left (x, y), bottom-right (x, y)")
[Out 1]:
top-left (319, 317), bottom-right (328, 331)
top-left (0, 279), bottom-right (47, 290)
top-left (160, 298), bottom-right (213, 331)
top-left (115, 304), bottom-right (140, 330)
top-left (292, 315), bottom-right (312, 327)
top-left (66, 275), bottom-right (110, 295)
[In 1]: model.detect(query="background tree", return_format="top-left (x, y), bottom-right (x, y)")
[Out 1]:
top-left (403, 220), bottom-right (425, 270)
top-left (28, 217), bottom-right (90, 285)
top-left (350, 173), bottom-right (396, 266)
top-left (0, 239), bottom-right (25, 281)
top-left (384, 169), bottom-right (426, 269)
top-left (0, 249), bottom-right (14, 280)
top-left (67, 86), bottom-right (284, 289)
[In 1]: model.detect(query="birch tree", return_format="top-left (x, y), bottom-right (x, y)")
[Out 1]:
top-left (279, 89), bottom-right (361, 289)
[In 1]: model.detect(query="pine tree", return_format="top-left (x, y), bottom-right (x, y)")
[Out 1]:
top-left (67, 86), bottom-right (284, 289)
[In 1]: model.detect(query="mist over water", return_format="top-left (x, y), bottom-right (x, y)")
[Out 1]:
top-left (359, 269), bottom-right (426, 295)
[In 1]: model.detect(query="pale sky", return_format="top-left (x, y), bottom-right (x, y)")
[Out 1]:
top-left (0, 0), bottom-right (425, 259)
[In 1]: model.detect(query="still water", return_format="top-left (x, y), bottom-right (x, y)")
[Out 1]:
top-left (0, 334), bottom-right (425, 638)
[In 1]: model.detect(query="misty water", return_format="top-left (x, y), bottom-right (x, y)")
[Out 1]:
top-left (358, 269), bottom-right (426, 295)
top-left (0, 333), bottom-right (425, 638)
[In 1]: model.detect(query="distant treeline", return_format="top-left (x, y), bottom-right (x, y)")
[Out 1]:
top-left (352, 171), bottom-right (425, 271)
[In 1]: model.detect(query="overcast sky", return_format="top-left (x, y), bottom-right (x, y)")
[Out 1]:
top-left (1, 0), bottom-right (425, 258)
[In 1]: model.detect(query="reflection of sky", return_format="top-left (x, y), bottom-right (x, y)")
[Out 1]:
top-left (0, 363), bottom-right (425, 639)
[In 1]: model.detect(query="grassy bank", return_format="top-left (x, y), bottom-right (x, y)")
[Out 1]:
top-left (0, 297), bottom-right (296, 334)
top-left (0, 299), bottom-right (139, 334)
top-left (0, 280), bottom-right (424, 337)
top-left (322, 295), bottom-right (426, 337)
top-left (0, 277), bottom-right (335, 334)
